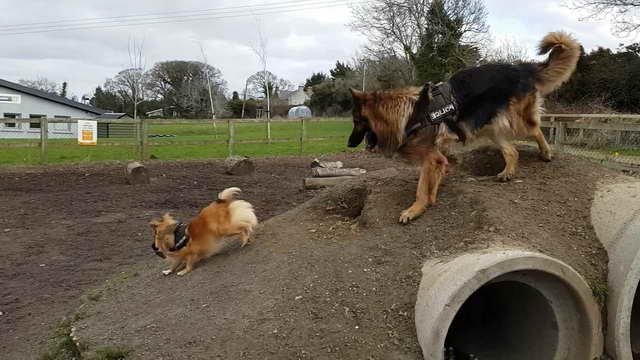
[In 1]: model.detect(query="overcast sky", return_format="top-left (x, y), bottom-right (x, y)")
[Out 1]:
top-left (0, 0), bottom-right (628, 99)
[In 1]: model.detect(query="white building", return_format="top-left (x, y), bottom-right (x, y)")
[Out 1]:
top-left (0, 78), bottom-right (105, 139)
top-left (280, 86), bottom-right (311, 106)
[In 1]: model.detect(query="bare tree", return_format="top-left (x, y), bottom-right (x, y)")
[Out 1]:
top-left (350, 0), bottom-right (489, 80)
top-left (569, 0), bottom-right (640, 36)
top-left (18, 77), bottom-right (59, 94)
top-left (482, 37), bottom-right (531, 64)
top-left (107, 68), bottom-right (148, 112)
top-left (127, 37), bottom-right (147, 121)
top-left (247, 71), bottom-right (294, 99)
top-left (146, 60), bottom-right (226, 117)
top-left (251, 19), bottom-right (272, 141)
top-left (197, 41), bottom-right (218, 136)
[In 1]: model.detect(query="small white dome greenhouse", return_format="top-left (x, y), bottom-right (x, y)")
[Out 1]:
top-left (287, 106), bottom-right (312, 119)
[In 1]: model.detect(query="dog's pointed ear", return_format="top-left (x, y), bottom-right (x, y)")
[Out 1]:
top-left (425, 82), bottom-right (434, 100)
top-left (149, 219), bottom-right (160, 230)
top-left (350, 88), bottom-right (364, 101)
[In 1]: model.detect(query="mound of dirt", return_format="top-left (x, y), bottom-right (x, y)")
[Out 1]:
top-left (0, 151), bottom-right (403, 359)
top-left (72, 146), bottom-right (615, 359)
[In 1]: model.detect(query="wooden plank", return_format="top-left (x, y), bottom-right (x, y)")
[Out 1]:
top-left (542, 113), bottom-right (640, 120)
top-left (540, 121), bottom-right (640, 132)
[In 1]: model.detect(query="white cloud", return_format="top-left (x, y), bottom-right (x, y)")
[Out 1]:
top-left (0, 0), bottom-right (627, 100)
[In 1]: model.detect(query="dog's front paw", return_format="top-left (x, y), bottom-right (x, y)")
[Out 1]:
top-left (399, 207), bottom-right (424, 224)
top-left (540, 151), bottom-right (553, 162)
top-left (177, 269), bottom-right (190, 276)
top-left (162, 270), bottom-right (173, 276)
top-left (496, 171), bottom-right (514, 182)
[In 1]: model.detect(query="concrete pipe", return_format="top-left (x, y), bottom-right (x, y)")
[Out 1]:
top-left (415, 249), bottom-right (603, 360)
top-left (592, 181), bottom-right (640, 359)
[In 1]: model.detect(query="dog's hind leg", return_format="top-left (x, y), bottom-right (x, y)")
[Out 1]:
top-left (399, 150), bottom-right (447, 224)
top-left (532, 127), bottom-right (553, 162)
top-left (239, 226), bottom-right (252, 247)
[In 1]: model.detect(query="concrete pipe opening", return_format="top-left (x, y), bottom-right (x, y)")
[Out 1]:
top-left (591, 181), bottom-right (640, 359)
top-left (632, 288), bottom-right (640, 357)
top-left (415, 249), bottom-right (603, 360)
top-left (445, 279), bottom-right (557, 359)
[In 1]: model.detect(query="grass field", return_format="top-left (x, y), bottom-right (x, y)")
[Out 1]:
top-left (0, 119), bottom-right (357, 166)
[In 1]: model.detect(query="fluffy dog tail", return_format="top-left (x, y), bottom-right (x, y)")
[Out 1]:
top-left (229, 200), bottom-right (258, 231)
top-left (218, 187), bottom-right (241, 200)
top-left (536, 31), bottom-right (581, 95)
top-left (219, 187), bottom-right (258, 231)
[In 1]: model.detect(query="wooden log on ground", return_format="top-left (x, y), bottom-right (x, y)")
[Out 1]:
top-left (304, 176), bottom-right (356, 190)
top-left (310, 158), bottom-right (343, 169)
top-left (312, 167), bottom-right (367, 178)
top-left (225, 155), bottom-right (256, 175)
top-left (125, 161), bottom-right (150, 185)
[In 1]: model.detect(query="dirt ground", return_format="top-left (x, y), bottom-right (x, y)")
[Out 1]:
top-left (0, 151), bottom-right (398, 359)
top-left (0, 147), bottom-right (620, 359)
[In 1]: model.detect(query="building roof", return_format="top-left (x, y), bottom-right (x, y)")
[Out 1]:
top-left (0, 78), bottom-right (106, 115)
top-left (95, 112), bottom-right (131, 119)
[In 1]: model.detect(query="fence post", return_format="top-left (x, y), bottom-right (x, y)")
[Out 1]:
top-left (299, 118), bottom-right (307, 153)
top-left (40, 118), bottom-right (48, 164)
top-left (228, 119), bottom-right (235, 157)
top-left (141, 119), bottom-right (147, 161)
top-left (615, 130), bottom-right (623, 146)
top-left (136, 119), bottom-right (145, 161)
top-left (266, 118), bottom-right (271, 144)
top-left (548, 116), bottom-right (555, 144)
top-left (555, 121), bottom-right (566, 152)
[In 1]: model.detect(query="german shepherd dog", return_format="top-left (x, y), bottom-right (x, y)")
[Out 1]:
top-left (347, 32), bottom-right (581, 223)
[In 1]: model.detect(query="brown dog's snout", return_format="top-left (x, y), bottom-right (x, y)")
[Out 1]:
top-left (151, 243), bottom-right (165, 258)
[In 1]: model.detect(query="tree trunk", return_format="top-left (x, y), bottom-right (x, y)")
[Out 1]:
top-left (225, 155), bottom-right (256, 175)
top-left (125, 161), bottom-right (150, 185)
top-left (303, 176), bottom-right (356, 190)
top-left (310, 159), bottom-right (343, 169)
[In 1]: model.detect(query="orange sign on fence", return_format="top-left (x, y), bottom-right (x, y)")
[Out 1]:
top-left (77, 120), bottom-right (97, 146)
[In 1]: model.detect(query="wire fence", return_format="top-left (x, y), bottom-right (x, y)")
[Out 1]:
top-left (0, 117), bottom-right (352, 165)
top-left (1, 114), bottom-right (640, 169)
top-left (540, 114), bottom-right (640, 168)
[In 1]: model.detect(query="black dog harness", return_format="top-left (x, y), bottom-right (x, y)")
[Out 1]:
top-left (404, 82), bottom-right (458, 139)
top-left (169, 222), bottom-right (190, 252)
top-left (151, 222), bottom-right (190, 258)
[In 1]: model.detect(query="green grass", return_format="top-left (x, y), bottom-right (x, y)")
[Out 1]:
top-left (607, 147), bottom-right (640, 157)
top-left (40, 319), bottom-right (82, 360)
top-left (39, 318), bottom-right (132, 360)
top-left (0, 119), bottom-right (355, 166)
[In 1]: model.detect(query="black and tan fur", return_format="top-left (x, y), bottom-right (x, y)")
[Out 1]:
top-left (347, 31), bottom-right (581, 223)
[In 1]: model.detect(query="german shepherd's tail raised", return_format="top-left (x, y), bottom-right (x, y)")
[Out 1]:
top-left (536, 31), bottom-right (581, 95)
top-left (347, 31), bottom-right (581, 224)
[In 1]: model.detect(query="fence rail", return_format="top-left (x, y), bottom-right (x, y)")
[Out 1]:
top-left (1, 114), bottom-right (639, 166)
top-left (0, 117), bottom-right (350, 165)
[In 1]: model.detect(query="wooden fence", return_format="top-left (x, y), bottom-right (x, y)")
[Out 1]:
top-left (0, 117), bottom-right (346, 163)
top-left (1, 114), bottom-right (639, 165)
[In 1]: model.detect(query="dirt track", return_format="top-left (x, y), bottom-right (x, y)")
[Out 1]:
top-left (0, 147), bottom-right (617, 359)
top-left (0, 151), bottom-right (398, 359)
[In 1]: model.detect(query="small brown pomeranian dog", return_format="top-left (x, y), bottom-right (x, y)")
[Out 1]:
top-left (150, 187), bottom-right (258, 276)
